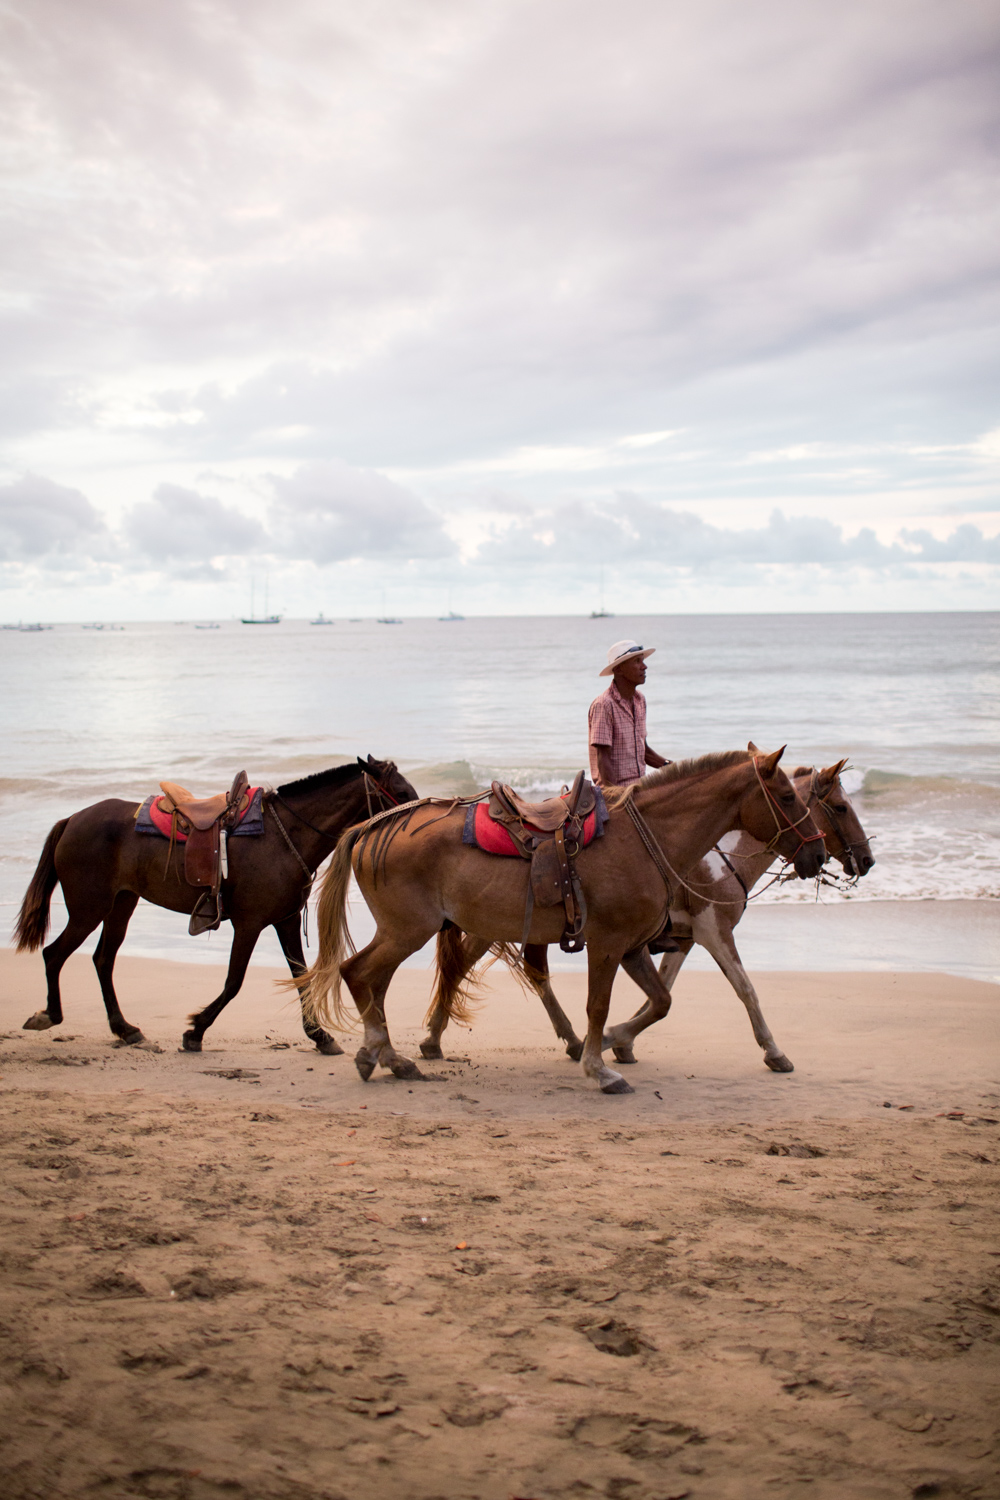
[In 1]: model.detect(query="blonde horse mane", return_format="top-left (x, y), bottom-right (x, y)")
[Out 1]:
top-left (602, 749), bottom-right (754, 810)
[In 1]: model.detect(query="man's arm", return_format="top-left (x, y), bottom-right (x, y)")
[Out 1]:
top-left (595, 746), bottom-right (617, 785)
top-left (644, 742), bottom-right (669, 769)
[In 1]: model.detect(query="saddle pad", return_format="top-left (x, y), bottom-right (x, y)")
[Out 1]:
top-left (134, 786), bottom-right (263, 843)
top-left (462, 800), bottom-right (600, 857)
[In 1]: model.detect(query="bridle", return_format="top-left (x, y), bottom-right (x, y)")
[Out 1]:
top-left (363, 769), bottom-right (405, 818)
top-left (810, 769), bottom-right (870, 881)
top-left (751, 755), bottom-right (826, 861)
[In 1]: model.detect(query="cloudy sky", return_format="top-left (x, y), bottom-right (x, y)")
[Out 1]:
top-left (1, 0), bottom-right (998, 619)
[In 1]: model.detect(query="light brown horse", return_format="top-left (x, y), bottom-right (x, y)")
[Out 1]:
top-left (301, 747), bottom-right (826, 1094)
top-left (419, 759), bottom-right (873, 1072)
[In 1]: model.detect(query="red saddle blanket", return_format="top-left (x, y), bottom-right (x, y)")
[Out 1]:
top-left (462, 800), bottom-right (600, 857)
top-left (135, 787), bottom-right (262, 844)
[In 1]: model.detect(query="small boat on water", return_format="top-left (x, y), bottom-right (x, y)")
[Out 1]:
top-left (17, 623), bottom-right (51, 632)
top-left (82, 622), bottom-right (125, 631)
top-left (310, 612), bottom-right (335, 625)
top-left (194, 622), bottom-right (220, 630)
top-left (439, 610), bottom-right (464, 621)
top-left (589, 607), bottom-right (614, 618)
top-left (377, 616), bottom-right (403, 625)
top-left (242, 577), bottom-right (281, 624)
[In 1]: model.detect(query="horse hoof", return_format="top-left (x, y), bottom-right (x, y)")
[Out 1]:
top-left (22, 1012), bottom-right (55, 1031)
top-left (565, 1041), bottom-right (584, 1062)
top-left (419, 1041), bottom-right (444, 1060)
top-left (601, 1076), bottom-right (635, 1095)
top-left (116, 1029), bottom-right (146, 1047)
top-left (314, 1036), bottom-right (344, 1056)
top-left (181, 1030), bottom-right (203, 1053)
top-left (765, 1053), bottom-right (794, 1073)
top-left (390, 1057), bottom-right (426, 1081)
top-left (612, 1047), bottom-right (637, 1065)
top-left (355, 1052), bottom-right (376, 1082)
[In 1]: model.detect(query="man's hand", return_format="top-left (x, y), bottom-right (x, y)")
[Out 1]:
top-left (644, 743), bottom-right (669, 769)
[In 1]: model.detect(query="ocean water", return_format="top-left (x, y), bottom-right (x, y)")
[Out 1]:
top-left (2, 612), bottom-right (997, 978)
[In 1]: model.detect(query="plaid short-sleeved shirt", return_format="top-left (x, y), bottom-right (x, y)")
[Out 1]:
top-left (588, 680), bottom-right (647, 786)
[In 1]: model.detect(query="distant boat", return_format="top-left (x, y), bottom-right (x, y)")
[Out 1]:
top-left (439, 610), bottom-right (464, 621)
top-left (194, 622), bottom-right (220, 630)
top-left (82, 622), bottom-right (124, 631)
top-left (310, 612), bottom-right (335, 625)
top-left (18, 623), bottom-right (50, 632)
top-left (377, 589), bottom-right (401, 623)
top-left (590, 568), bottom-right (614, 618)
top-left (242, 576), bottom-right (282, 624)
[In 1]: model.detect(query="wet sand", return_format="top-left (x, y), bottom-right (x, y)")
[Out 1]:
top-left (1, 949), bottom-right (998, 1499)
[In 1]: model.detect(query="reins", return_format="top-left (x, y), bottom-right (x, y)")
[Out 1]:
top-left (620, 755), bottom-right (826, 913)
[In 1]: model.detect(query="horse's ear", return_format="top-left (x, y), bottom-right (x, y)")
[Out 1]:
top-left (357, 756), bottom-right (366, 766)
top-left (817, 757), bottom-right (848, 792)
top-left (747, 740), bottom-right (760, 754)
top-left (367, 753), bottom-right (377, 766)
top-left (757, 746), bottom-right (785, 778)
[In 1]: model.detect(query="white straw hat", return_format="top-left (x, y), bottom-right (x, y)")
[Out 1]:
top-left (600, 639), bottom-right (655, 677)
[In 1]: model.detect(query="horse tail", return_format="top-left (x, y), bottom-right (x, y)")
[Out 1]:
top-left (426, 925), bottom-right (484, 1029)
top-left (299, 826), bottom-right (361, 1032)
top-left (13, 819), bottom-right (68, 952)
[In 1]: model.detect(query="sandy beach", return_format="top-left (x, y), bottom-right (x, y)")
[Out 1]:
top-left (1, 948), bottom-right (998, 1500)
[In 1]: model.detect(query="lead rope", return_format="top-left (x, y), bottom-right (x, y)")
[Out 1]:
top-left (267, 800), bottom-right (315, 944)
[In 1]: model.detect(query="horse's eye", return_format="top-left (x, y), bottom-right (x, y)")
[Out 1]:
top-left (833, 803), bottom-right (848, 814)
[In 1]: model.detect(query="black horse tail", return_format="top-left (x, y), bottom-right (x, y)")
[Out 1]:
top-left (426, 925), bottom-right (483, 1029)
top-left (14, 819), bottom-right (68, 952)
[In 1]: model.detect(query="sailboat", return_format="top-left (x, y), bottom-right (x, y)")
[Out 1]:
top-left (439, 588), bottom-right (463, 621)
top-left (590, 567), bottom-right (614, 618)
top-left (376, 588), bottom-right (402, 624)
top-left (310, 611), bottom-right (335, 625)
top-left (242, 577), bottom-right (281, 624)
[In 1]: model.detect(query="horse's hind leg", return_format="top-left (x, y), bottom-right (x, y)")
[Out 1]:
top-left (603, 940), bottom-right (693, 1063)
top-left (182, 922), bottom-right (260, 1052)
top-left (23, 909), bottom-right (108, 1032)
top-left (274, 911), bottom-right (343, 1056)
top-left (523, 944), bottom-right (584, 1061)
top-left (420, 932), bottom-right (491, 1059)
top-left (93, 891), bottom-right (145, 1043)
top-left (344, 935), bottom-right (430, 1082)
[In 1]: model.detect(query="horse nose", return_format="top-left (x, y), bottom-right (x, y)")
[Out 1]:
top-left (859, 850), bottom-right (875, 875)
top-left (794, 842), bottom-right (826, 878)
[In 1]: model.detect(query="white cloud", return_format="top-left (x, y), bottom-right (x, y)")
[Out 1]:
top-left (0, 0), bottom-right (998, 613)
top-left (0, 473), bottom-right (111, 569)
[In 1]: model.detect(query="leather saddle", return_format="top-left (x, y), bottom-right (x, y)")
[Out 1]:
top-left (158, 770), bottom-right (250, 935)
top-left (488, 770), bottom-right (596, 953)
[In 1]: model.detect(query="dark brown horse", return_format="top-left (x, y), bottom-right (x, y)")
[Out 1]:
top-left (13, 756), bottom-right (416, 1053)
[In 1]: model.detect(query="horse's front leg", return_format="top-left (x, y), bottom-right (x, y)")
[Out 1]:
top-left (582, 947), bottom-right (632, 1094)
top-left (274, 911), bottom-right (343, 1056)
top-left (344, 936), bottom-right (429, 1082)
top-left (523, 944), bottom-right (584, 1061)
top-left (692, 911), bottom-right (793, 1072)
top-left (420, 932), bottom-right (492, 1059)
top-left (602, 940), bottom-right (692, 1062)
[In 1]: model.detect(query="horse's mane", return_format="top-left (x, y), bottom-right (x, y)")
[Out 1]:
top-left (276, 761), bottom-right (364, 798)
top-left (603, 749), bottom-right (752, 809)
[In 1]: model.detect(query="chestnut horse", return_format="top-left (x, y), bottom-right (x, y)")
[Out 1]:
top-left (420, 759), bottom-right (873, 1072)
top-left (13, 756), bottom-right (416, 1053)
top-left (300, 748), bottom-right (825, 1094)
